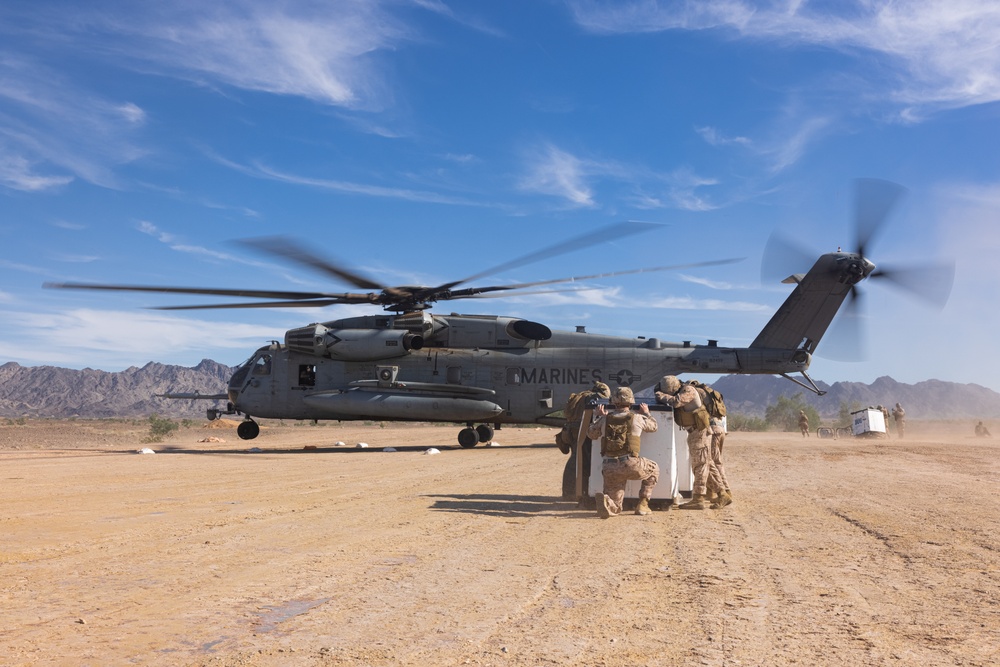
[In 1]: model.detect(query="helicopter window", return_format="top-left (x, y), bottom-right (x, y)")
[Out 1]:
top-left (252, 354), bottom-right (272, 376)
top-left (298, 364), bottom-right (316, 387)
top-left (505, 368), bottom-right (522, 385)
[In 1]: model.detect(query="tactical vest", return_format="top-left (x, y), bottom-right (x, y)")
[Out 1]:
top-left (670, 387), bottom-right (711, 431)
top-left (686, 380), bottom-right (727, 418)
top-left (601, 412), bottom-right (641, 458)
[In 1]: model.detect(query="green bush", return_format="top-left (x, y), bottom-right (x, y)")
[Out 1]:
top-left (145, 414), bottom-right (179, 443)
top-left (727, 413), bottom-right (769, 432)
top-left (764, 394), bottom-right (821, 432)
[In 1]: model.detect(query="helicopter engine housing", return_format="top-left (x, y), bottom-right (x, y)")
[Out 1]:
top-left (285, 324), bottom-right (423, 361)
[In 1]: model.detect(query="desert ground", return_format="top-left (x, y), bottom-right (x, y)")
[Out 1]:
top-left (1, 418), bottom-right (998, 666)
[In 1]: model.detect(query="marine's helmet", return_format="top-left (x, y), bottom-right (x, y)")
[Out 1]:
top-left (591, 381), bottom-right (611, 399)
top-left (659, 375), bottom-right (681, 394)
top-left (611, 386), bottom-right (634, 407)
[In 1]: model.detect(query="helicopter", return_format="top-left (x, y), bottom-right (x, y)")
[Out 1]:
top-left (45, 179), bottom-right (953, 447)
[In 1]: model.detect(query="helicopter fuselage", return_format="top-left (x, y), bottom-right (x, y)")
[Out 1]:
top-left (225, 311), bottom-right (810, 428)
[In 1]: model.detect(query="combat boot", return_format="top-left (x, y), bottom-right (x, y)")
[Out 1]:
top-left (596, 493), bottom-right (612, 519)
top-left (678, 493), bottom-right (710, 510)
top-left (710, 490), bottom-right (733, 510)
top-left (635, 498), bottom-right (652, 516)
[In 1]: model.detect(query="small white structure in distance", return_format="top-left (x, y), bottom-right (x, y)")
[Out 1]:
top-left (137, 448), bottom-right (156, 455)
top-left (356, 442), bottom-right (369, 448)
top-left (383, 447), bottom-right (397, 452)
top-left (424, 448), bottom-right (441, 455)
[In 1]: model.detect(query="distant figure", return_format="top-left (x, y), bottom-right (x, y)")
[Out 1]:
top-left (588, 386), bottom-right (659, 518)
top-left (975, 421), bottom-right (992, 437)
top-left (799, 410), bottom-right (810, 437)
top-left (892, 403), bottom-right (906, 439)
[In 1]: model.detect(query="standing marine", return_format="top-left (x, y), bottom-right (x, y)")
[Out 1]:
top-left (688, 379), bottom-right (733, 509)
top-left (891, 402), bottom-right (906, 439)
top-left (556, 381), bottom-right (611, 454)
top-left (587, 386), bottom-right (659, 518)
top-left (655, 375), bottom-right (720, 510)
top-left (798, 410), bottom-right (810, 437)
top-left (557, 381), bottom-right (611, 499)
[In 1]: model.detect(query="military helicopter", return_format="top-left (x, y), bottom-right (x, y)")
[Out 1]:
top-left (46, 179), bottom-right (952, 446)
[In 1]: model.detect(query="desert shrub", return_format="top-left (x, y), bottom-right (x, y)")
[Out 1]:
top-left (764, 394), bottom-right (821, 432)
top-left (727, 414), bottom-right (769, 432)
top-left (145, 414), bottom-right (179, 443)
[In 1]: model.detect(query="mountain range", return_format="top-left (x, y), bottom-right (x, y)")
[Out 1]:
top-left (2, 360), bottom-right (999, 421)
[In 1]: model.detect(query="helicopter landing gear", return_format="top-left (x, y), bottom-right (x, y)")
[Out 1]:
top-left (475, 424), bottom-right (494, 444)
top-left (457, 427), bottom-right (479, 448)
top-left (237, 419), bottom-right (260, 440)
top-left (458, 423), bottom-right (495, 448)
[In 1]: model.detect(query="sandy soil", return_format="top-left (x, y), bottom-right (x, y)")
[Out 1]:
top-left (1, 418), bottom-right (998, 666)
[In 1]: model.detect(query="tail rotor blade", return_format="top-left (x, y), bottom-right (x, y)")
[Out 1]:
top-left (854, 178), bottom-right (907, 258)
top-left (818, 286), bottom-right (867, 362)
top-left (761, 231), bottom-right (815, 284)
top-left (870, 261), bottom-right (955, 309)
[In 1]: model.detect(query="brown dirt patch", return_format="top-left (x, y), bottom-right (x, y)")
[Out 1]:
top-left (1, 420), bottom-right (998, 665)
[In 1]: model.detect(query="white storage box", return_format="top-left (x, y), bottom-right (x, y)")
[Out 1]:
top-left (588, 403), bottom-right (692, 503)
top-left (851, 408), bottom-right (887, 436)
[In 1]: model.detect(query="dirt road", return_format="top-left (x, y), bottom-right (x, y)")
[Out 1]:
top-left (1, 420), bottom-right (998, 666)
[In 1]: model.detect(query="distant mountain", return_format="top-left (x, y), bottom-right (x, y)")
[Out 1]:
top-left (2, 360), bottom-right (999, 421)
top-left (0, 360), bottom-right (234, 419)
top-left (711, 374), bottom-right (1000, 420)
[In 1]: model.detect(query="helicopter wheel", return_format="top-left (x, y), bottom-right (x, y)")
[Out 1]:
top-left (457, 427), bottom-right (480, 448)
top-left (475, 424), bottom-right (494, 444)
top-left (237, 419), bottom-right (260, 440)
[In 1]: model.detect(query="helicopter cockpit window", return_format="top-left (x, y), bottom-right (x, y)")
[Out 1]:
top-left (298, 364), bottom-right (316, 387)
top-left (252, 354), bottom-right (272, 376)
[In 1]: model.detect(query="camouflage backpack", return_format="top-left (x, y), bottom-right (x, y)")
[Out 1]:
top-left (686, 380), bottom-right (727, 419)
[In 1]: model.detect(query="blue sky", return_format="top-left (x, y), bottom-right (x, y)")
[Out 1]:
top-left (2, 1), bottom-right (999, 393)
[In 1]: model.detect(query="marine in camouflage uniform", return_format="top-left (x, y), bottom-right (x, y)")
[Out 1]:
top-left (556, 381), bottom-right (611, 455)
top-left (587, 386), bottom-right (659, 518)
top-left (707, 415), bottom-right (732, 509)
top-left (656, 376), bottom-right (722, 510)
top-left (799, 410), bottom-right (810, 437)
top-left (892, 403), bottom-right (906, 439)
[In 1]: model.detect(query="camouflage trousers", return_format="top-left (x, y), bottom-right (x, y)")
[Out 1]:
top-left (707, 428), bottom-right (729, 494)
top-left (601, 456), bottom-right (659, 516)
top-left (686, 428), bottom-right (713, 496)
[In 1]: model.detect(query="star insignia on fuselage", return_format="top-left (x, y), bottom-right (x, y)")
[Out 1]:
top-left (610, 369), bottom-right (640, 387)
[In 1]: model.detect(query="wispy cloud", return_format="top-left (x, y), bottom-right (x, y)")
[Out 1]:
top-left (83, 2), bottom-right (413, 110)
top-left (0, 308), bottom-right (277, 368)
top-left (568, 0), bottom-right (1000, 116)
top-left (0, 56), bottom-right (147, 191)
top-left (680, 274), bottom-right (735, 290)
top-left (518, 144), bottom-right (596, 207)
top-left (696, 126), bottom-right (752, 147)
top-left (647, 295), bottom-right (770, 311)
top-left (519, 143), bottom-right (720, 210)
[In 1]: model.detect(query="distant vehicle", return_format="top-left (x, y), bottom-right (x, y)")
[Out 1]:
top-left (47, 180), bottom-right (952, 446)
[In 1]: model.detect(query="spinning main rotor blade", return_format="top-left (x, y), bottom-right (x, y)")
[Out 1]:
top-left (151, 298), bottom-right (371, 310)
top-left (238, 236), bottom-right (387, 291)
top-left (43, 282), bottom-right (351, 301)
top-left (447, 257), bottom-right (745, 299)
top-left (437, 220), bottom-right (664, 292)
